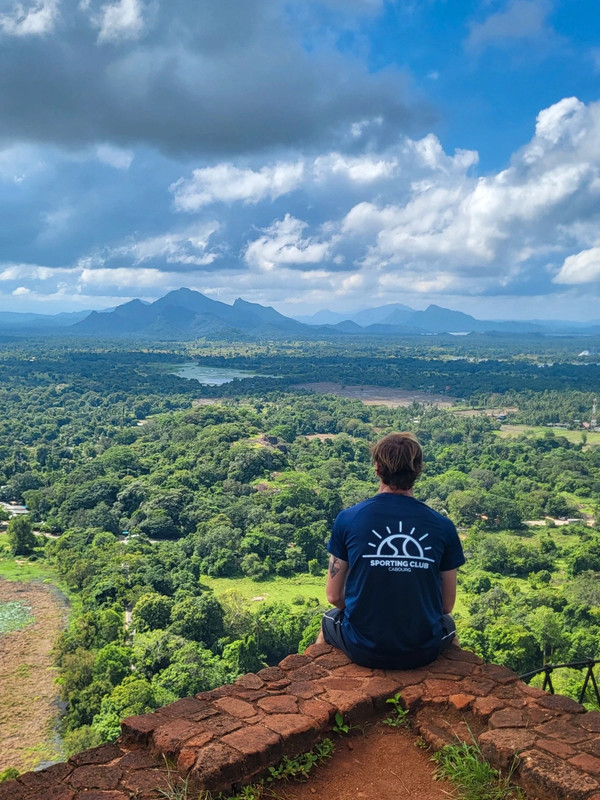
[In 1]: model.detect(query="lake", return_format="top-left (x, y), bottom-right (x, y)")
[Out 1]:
top-left (170, 363), bottom-right (270, 385)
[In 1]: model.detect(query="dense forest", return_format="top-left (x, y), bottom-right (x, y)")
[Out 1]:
top-left (0, 335), bottom-right (599, 760)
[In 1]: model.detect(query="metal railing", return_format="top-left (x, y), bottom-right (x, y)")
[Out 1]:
top-left (519, 658), bottom-right (600, 706)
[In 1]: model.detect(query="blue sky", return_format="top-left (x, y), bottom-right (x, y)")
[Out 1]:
top-left (1, 0), bottom-right (600, 319)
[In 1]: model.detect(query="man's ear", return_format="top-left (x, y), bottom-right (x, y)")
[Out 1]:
top-left (374, 461), bottom-right (381, 478)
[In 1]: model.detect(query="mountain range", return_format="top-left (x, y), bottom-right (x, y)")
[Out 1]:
top-left (1, 289), bottom-right (600, 338)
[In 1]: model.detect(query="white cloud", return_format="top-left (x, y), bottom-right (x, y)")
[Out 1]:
top-left (554, 247), bottom-right (600, 284)
top-left (0, 0), bottom-right (59, 36)
top-left (111, 223), bottom-right (220, 267)
top-left (244, 215), bottom-right (333, 272)
top-left (96, 144), bottom-right (134, 169)
top-left (465, 0), bottom-right (553, 52)
top-left (12, 286), bottom-right (31, 295)
top-left (171, 163), bottom-right (305, 211)
top-left (80, 266), bottom-right (168, 287)
top-left (96, 0), bottom-right (144, 43)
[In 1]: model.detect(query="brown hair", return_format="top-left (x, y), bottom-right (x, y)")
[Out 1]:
top-left (371, 432), bottom-right (423, 490)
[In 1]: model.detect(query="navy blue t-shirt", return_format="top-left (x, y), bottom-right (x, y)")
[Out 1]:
top-left (327, 493), bottom-right (465, 669)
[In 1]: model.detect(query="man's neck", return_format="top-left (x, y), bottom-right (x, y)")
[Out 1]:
top-left (378, 482), bottom-right (414, 497)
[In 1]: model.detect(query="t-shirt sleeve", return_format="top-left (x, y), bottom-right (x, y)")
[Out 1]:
top-left (440, 519), bottom-right (466, 571)
top-left (327, 511), bottom-right (349, 562)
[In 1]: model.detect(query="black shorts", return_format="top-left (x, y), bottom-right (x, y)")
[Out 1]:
top-left (321, 608), bottom-right (457, 663)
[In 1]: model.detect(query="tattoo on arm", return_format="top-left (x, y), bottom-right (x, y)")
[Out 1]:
top-left (329, 556), bottom-right (341, 578)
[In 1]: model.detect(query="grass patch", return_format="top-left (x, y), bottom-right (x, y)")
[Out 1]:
top-left (0, 601), bottom-right (34, 635)
top-left (200, 574), bottom-right (327, 606)
top-left (496, 425), bottom-right (600, 446)
top-left (432, 741), bottom-right (522, 800)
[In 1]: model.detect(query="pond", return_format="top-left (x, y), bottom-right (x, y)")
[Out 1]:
top-left (170, 363), bottom-right (272, 385)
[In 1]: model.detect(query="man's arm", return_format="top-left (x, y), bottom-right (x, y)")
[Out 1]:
top-left (326, 554), bottom-right (349, 609)
top-left (440, 569), bottom-right (458, 614)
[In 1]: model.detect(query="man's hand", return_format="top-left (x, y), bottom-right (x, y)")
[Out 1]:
top-left (441, 568), bottom-right (457, 614)
top-left (326, 554), bottom-right (349, 609)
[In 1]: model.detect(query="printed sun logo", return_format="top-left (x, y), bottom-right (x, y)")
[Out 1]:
top-left (363, 522), bottom-right (434, 563)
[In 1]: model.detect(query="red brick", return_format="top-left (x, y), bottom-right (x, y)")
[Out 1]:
top-left (537, 738), bottom-right (576, 759)
top-left (534, 718), bottom-right (589, 744)
top-left (69, 744), bottom-right (123, 767)
top-left (286, 681), bottom-right (326, 699)
top-left (487, 684), bottom-right (523, 702)
top-left (474, 663), bottom-right (518, 684)
top-left (303, 642), bottom-right (333, 658)
top-left (323, 689), bottom-right (374, 723)
top-left (68, 765), bottom-right (122, 790)
top-left (190, 742), bottom-right (245, 795)
top-left (214, 696), bottom-right (256, 719)
top-left (419, 720), bottom-right (455, 750)
top-left (488, 708), bottom-right (527, 729)
top-left (298, 697), bottom-right (335, 725)
top-left (332, 664), bottom-right (373, 678)
top-left (30, 788), bottom-right (75, 800)
top-left (426, 658), bottom-right (475, 677)
top-left (359, 676), bottom-right (405, 710)
top-left (119, 768), bottom-right (172, 795)
top-left (287, 663), bottom-right (330, 682)
top-left (221, 725), bottom-right (283, 772)
top-left (279, 654), bottom-right (311, 671)
top-left (196, 713), bottom-right (243, 736)
top-left (478, 728), bottom-right (537, 770)
top-left (19, 763), bottom-right (73, 787)
top-left (265, 679), bottom-right (290, 691)
top-left (570, 754), bottom-right (600, 775)
top-left (442, 646), bottom-right (483, 664)
top-left (523, 707), bottom-right (558, 726)
top-left (0, 781), bottom-right (28, 800)
top-left (152, 719), bottom-right (206, 757)
top-left (321, 677), bottom-right (363, 691)
top-left (261, 714), bottom-right (319, 756)
top-left (449, 693), bottom-right (475, 712)
top-left (583, 739), bottom-right (600, 758)
top-left (257, 666), bottom-right (285, 682)
top-left (472, 695), bottom-right (506, 720)
top-left (519, 750), bottom-right (599, 800)
top-left (314, 651), bottom-right (352, 669)
top-left (383, 668), bottom-right (428, 688)
top-left (537, 693), bottom-right (585, 713)
top-left (519, 682), bottom-right (548, 700)
top-left (234, 673), bottom-right (265, 689)
top-left (457, 677), bottom-right (496, 697)
top-left (116, 750), bottom-right (161, 771)
top-left (257, 695), bottom-right (298, 713)
top-left (579, 712), bottom-right (600, 732)
top-left (178, 730), bottom-right (214, 749)
top-left (120, 712), bottom-right (165, 745)
top-left (424, 678), bottom-right (459, 698)
top-left (160, 697), bottom-right (215, 719)
top-left (178, 746), bottom-right (202, 774)
top-left (400, 684), bottom-right (426, 713)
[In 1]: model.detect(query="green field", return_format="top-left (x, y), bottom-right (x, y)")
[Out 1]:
top-left (497, 424), bottom-right (600, 446)
top-left (200, 573), bottom-right (327, 606)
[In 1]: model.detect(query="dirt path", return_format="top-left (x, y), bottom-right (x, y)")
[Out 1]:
top-left (279, 726), bottom-right (455, 800)
top-left (0, 579), bottom-right (69, 772)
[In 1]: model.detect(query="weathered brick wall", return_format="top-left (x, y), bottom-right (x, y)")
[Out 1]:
top-left (2, 643), bottom-right (599, 800)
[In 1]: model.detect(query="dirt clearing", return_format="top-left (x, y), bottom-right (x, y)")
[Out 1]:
top-left (279, 725), bottom-right (455, 800)
top-left (292, 382), bottom-right (455, 408)
top-left (0, 579), bottom-right (69, 772)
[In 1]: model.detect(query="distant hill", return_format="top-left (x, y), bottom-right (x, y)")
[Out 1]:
top-left (4, 290), bottom-right (599, 338)
top-left (73, 288), bottom-right (312, 338)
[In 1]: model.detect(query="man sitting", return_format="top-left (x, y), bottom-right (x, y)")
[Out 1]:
top-left (317, 432), bottom-right (464, 669)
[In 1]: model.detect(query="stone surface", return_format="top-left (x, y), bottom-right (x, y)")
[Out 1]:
top-left (322, 689), bottom-right (374, 723)
top-left (286, 680), bottom-right (326, 699)
top-left (257, 694), bottom-right (299, 714)
top-left (569, 753), bottom-right (600, 776)
top-left (69, 744), bottom-right (123, 767)
top-left (74, 793), bottom-right (127, 800)
top-left (116, 750), bottom-right (161, 771)
top-left (214, 696), bottom-right (257, 719)
top-left (303, 642), bottom-right (333, 658)
top-left (221, 725), bottom-right (283, 772)
top-left (332, 664), bottom-right (374, 678)
top-left (190, 742), bottom-right (245, 794)
top-left (478, 728), bottom-right (536, 769)
top-left (152, 719), bottom-right (206, 757)
top-left (279, 654), bottom-right (312, 671)
top-left (471, 695), bottom-right (506, 720)
top-left (534, 717), bottom-right (590, 744)
top-left (119, 769), bottom-right (172, 796)
top-left (120, 713), bottom-right (165, 744)
top-left (537, 693), bottom-right (586, 713)
top-left (261, 713), bottom-right (320, 755)
top-left (519, 749), bottom-right (600, 800)
top-left (287, 663), bottom-right (330, 682)
top-left (383, 668), bottom-right (428, 688)
top-left (579, 711), bottom-right (600, 732)
top-left (257, 666), bottom-right (285, 682)
top-left (474, 663), bottom-right (518, 684)
top-left (314, 651), bottom-right (352, 669)
top-left (196, 712), bottom-right (244, 736)
top-left (234, 673), bottom-right (265, 689)
top-left (68, 765), bottom-right (122, 790)
top-left (449, 693), bottom-right (475, 712)
top-left (298, 697), bottom-right (335, 725)
top-left (536, 738), bottom-right (577, 759)
top-left (488, 708), bottom-right (527, 729)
